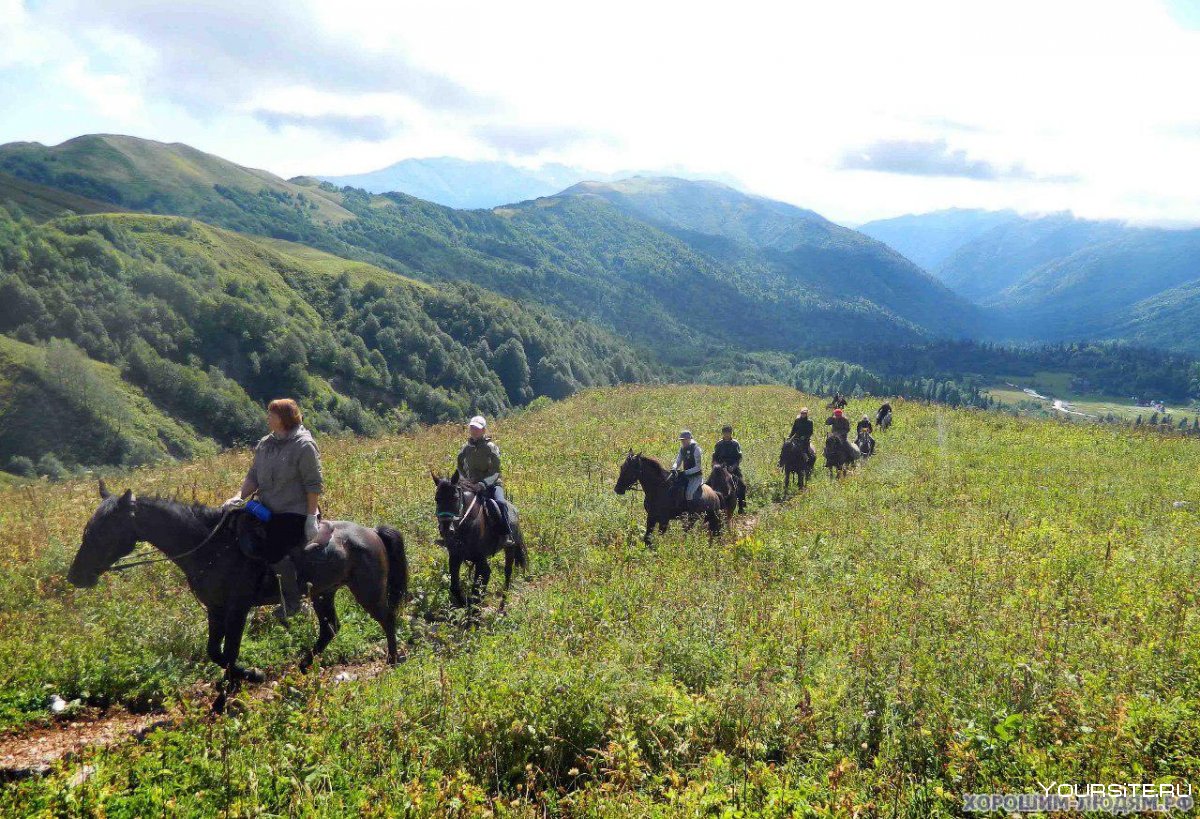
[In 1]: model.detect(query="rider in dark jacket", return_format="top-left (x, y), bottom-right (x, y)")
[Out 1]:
top-left (713, 426), bottom-right (743, 472)
top-left (789, 408), bottom-right (814, 441)
top-left (876, 402), bottom-right (893, 427)
top-left (856, 416), bottom-right (873, 436)
top-left (826, 408), bottom-right (851, 437)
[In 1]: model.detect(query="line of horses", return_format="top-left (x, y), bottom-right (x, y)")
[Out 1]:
top-left (66, 412), bottom-right (888, 709)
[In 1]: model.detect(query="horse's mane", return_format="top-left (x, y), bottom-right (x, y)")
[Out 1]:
top-left (636, 454), bottom-right (667, 475)
top-left (137, 494), bottom-right (225, 532)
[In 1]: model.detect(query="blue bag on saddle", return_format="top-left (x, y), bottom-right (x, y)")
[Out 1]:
top-left (244, 499), bottom-right (272, 522)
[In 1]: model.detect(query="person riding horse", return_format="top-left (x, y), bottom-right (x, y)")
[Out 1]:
top-left (876, 401), bottom-right (893, 429)
top-left (712, 424), bottom-right (746, 513)
top-left (788, 407), bottom-right (815, 443)
top-left (856, 415), bottom-right (875, 455)
top-left (829, 392), bottom-right (848, 410)
top-left (456, 415), bottom-right (514, 548)
top-left (826, 407), bottom-right (854, 459)
top-left (222, 398), bottom-right (323, 620)
top-left (670, 430), bottom-right (705, 509)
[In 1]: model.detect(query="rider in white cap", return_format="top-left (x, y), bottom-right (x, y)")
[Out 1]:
top-left (456, 415), bottom-right (513, 546)
top-left (670, 429), bottom-right (704, 506)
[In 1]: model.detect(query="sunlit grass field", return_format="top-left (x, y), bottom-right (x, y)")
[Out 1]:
top-left (2, 385), bottom-right (1199, 816)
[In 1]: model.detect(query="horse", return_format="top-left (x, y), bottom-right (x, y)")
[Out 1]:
top-left (876, 409), bottom-right (893, 432)
top-left (823, 433), bottom-right (859, 479)
top-left (614, 451), bottom-right (723, 544)
top-left (432, 473), bottom-right (527, 609)
top-left (778, 435), bottom-right (816, 492)
top-left (857, 429), bottom-right (876, 457)
top-left (705, 463), bottom-right (740, 522)
top-left (67, 481), bottom-right (408, 706)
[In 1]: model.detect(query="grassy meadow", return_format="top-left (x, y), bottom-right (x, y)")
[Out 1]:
top-left (2, 385), bottom-right (1199, 816)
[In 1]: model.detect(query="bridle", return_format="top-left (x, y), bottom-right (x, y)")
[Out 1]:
top-left (616, 454), bottom-right (645, 494)
top-left (436, 484), bottom-right (480, 532)
top-left (105, 496), bottom-right (237, 574)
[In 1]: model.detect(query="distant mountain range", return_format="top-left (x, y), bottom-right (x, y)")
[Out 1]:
top-left (316, 156), bottom-right (746, 209)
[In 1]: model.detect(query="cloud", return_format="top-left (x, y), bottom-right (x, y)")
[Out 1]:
top-left (472, 123), bottom-right (599, 155)
top-left (838, 138), bottom-right (1077, 183)
top-left (839, 139), bottom-right (1017, 180)
top-left (253, 110), bottom-right (399, 142)
top-left (31, 0), bottom-right (485, 116)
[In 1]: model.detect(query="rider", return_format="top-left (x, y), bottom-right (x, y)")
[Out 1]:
top-left (670, 430), bottom-right (704, 507)
top-left (826, 407), bottom-right (853, 457)
top-left (857, 415), bottom-right (874, 436)
top-left (876, 401), bottom-right (893, 427)
top-left (224, 398), bottom-right (323, 620)
top-left (456, 415), bottom-right (514, 547)
top-left (713, 425), bottom-right (742, 475)
top-left (789, 407), bottom-right (814, 442)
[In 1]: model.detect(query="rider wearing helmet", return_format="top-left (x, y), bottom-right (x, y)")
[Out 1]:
top-left (456, 415), bottom-right (513, 547)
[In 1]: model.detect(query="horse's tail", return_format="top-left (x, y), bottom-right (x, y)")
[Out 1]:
top-left (511, 528), bottom-right (529, 572)
top-left (376, 525), bottom-right (408, 611)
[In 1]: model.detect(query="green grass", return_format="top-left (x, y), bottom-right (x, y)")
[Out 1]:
top-left (2, 385), bottom-right (1199, 815)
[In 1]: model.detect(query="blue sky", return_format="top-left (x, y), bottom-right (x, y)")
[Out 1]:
top-left (2, 0), bottom-right (1199, 225)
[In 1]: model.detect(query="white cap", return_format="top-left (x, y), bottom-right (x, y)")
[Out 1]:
top-left (468, 415), bottom-right (487, 430)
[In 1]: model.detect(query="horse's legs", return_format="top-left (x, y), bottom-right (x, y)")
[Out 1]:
top-left (643, 515), bottom-right (655, 546)
top-left (220, 606), bottom-right (261, 683)
top-left (300, 593), bottom-right (340, 672)
top-left (449, 554), bottom-right (466, 608)
top-left (206, 607), bottom-right (225, 667)
top-left (471, 559), bottom-right (491, 606)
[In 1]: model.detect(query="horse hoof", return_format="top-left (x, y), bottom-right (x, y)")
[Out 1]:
top-left (243, 668), bottom-right (266, 684)
top-left (212, 692), bottom-right (228, 714)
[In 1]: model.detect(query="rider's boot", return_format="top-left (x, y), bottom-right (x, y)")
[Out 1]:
top-left (271, 555), bottom-right (304, 621)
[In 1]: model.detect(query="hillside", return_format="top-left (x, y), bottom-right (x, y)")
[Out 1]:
top-left (0, 171), bottom-right (125, 221)
top-left (0, 208), bottom-right (650, 472)
top-left (857, 207), bottom-right (1021, 273)
top-left (936, 213), bottom-right (1130, 303)
top-left (0, 136), bottom-right (980, 355)
top-left (988, 228), bottom-right (1200, 343)
top-left (561, 177), bottom-right (981, 337)
top-left (2, 385), bottom-right (1198, 813)
top-left (0, 335), bottom-right (215, 474)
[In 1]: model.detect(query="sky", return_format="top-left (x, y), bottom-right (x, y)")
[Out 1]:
top-left (1, 0), bottom-right (1199, 226)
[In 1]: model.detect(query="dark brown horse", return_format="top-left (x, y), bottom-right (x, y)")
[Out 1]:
top-left (68, 481), bottom-right (408, 707)
top-left (433, 474), bottom-right (527, 609)
top-left (614, 451), bottom-right (723, 544)
top-left (778, 436), bottom-right (816, 492)
top-left (824, 432), bottom-right (859, 478)
top-left (705, 463), bottom-right (739, 522)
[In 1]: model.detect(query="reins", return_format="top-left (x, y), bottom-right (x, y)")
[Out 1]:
top-left (106, 501), bottom-right (237, 574)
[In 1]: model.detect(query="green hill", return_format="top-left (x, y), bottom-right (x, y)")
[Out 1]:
top-left (560, 177), bottom-right (981, 337)
top-left (857, 207), bottom-right (1021, 273)
top-left (0, 208), bottom-right (651, 472)
top-left (0, 171), bottom-right (125, 222)
top-left (0, 136), bottom-right (980, 357)
top-left (0, 335), bottom-right (215, 474)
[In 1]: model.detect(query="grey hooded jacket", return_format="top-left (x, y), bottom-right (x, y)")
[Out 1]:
top-left (245, 425), bottom-right (324, 515)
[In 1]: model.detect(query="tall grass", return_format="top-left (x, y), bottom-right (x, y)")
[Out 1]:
top-left (3, 385), bottom-right (1198, 816)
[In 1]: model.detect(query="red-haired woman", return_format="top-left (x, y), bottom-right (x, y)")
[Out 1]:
top-left (224, 399), bottom-right (324, 619)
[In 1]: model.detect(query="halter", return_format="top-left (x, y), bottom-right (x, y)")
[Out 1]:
top-left (105, 497), bottom-right (237, 574)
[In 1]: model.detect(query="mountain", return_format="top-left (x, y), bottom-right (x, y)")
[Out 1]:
top-left (0, 209), bottom-right (651, 471)
top-left (0, 171), bottom-right (126, 221)
top-left (0, 137), bottom-right (976, 359)
top-left (938, 213), bottom-right (1131, 303)
top-left (986, 228), bottom-right (1200, 344)
top-left (559, 177), bottom-right (981, 337)
top-left (857, 208), bottom-right (1022, 273)
top-left (319, 158), bottom-right (598, 209)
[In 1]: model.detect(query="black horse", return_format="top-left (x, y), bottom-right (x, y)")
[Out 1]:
top-left (705, 463), bottom-right (740, 522)
top-left (68, 481), bottom-right (408, 704)
top-left (614, 452), bottom-right (723, 544)
top-left (824, 432), bottom-right (859, 479)
top-left (778, 436), bottom-right (816, 492)
top-left (433, 473), bottom-right (527, 609)
top-left (857, 429), bottom-right (876, 457)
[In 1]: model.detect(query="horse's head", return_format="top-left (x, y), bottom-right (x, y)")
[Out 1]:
top-left (614, 450), bottom-right (641, 495)
top-left (707, 463), bottom-right (732, 493)
top-left (67, 480), bottom-right (138, 588)
top-left (432, 471), bottom-right (463, 538)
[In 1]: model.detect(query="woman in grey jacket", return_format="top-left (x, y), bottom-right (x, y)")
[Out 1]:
top-left (224, 398), bottom-right (324, 618)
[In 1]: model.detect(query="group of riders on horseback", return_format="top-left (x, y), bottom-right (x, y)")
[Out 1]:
top-left (69, 393), bottom-right (893, 699)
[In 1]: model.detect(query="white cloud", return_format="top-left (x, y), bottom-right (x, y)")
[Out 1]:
top-left (1, 0), bottom-right (1199, 224)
